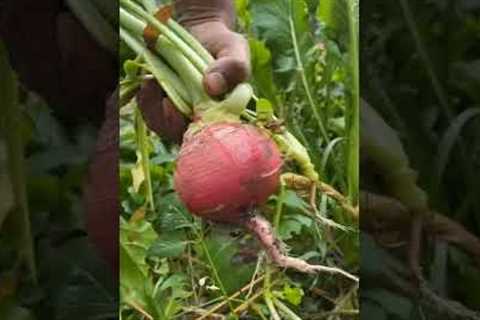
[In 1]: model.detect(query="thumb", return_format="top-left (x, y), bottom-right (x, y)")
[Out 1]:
top-left (203, 34), bottom-right (251, 96)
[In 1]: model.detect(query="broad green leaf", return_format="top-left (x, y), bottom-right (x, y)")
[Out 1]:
top-left (154, 193), bottom-right (193, 233)
top-left (250, 0), bottom-right (311, 81)
top-left (154, 274), bottom-right (190, 319)
top-left (249, 38), bottom-right (278, 104)
top-left (278, 214), bottom-right (312, 240)
top-left (120, 244), bottom-right (156, 319)
top-left (201, 231), bottom-right (255, 294)
top-left (317, 0), bottom-right (352, 47)
top-left (147, 232), bottom-right (188, 258)
top-left (120, 220), bottom-right (160, 320)
top-left (282, 190), bottom-right (309, 212)
top-left (120, 216), bottom-right (157, 275)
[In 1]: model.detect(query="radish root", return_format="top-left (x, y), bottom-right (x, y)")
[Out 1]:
top-left (282, 173), bottom-right (359, 220)
top-left (244, 215), bottom-right (358, 282)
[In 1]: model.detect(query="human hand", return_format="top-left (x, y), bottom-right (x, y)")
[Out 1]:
top-left (139, 0), bottom-right (250, 140)
top-left (175, 0), bottom-right (251, 96)
top-left (186, 21), bottom-right (251, 96)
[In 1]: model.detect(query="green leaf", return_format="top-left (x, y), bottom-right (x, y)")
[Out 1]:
top-left (282, 284), bottom-right (304, 306)
top-left (201, 231), bottom-right (255, 294)
top-left (278, 215), bottom-right (312, 240)
top-left (124, 59), bottom-right (140, 78)
top-left (235, 0), bottom-right (251, 29)
top-left (317, 0), bottom-right (355, 48)
top-left (153, 193), bottom-right (193, 233)
top-left (250, 0), bottom-right (311, 81)
top-left (256, 98), bottom-right (274, 121)
top-left (249, 38), bottom-right (278, 104)
top-left (120, 239), bottom-right (157, 319)
top-left (147, 232), bottom-right (187, 258)
top-left (282, 190), bottom-right (309, 212)
top-left (277, 192), bottom-right (312, 240)
top-left (151, 153), bottom-right (176, 165)
top-left (120, 216), bottom-right (157, 276)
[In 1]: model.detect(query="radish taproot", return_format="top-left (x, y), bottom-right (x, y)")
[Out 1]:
top-left (119, 0), bottom-right (357, 280)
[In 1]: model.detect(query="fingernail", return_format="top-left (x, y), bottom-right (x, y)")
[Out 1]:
top-left (205, 72), bottom-right (227, 96)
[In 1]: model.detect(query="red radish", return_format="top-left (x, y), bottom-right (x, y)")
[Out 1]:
top-left (174, 123), bottom-right (282, 223)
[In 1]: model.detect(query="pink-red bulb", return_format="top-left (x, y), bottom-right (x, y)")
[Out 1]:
top-left (174, 123), bottom-right (283, 223)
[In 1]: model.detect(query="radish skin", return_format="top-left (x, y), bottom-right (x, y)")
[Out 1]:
top-left (175, 123), bottom-right (282, 223)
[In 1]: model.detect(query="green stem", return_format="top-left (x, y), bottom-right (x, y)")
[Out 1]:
top-left (274, 299), bottom-right (303, 320)
top-left (241, 109), bottom-right (320, 182)
top-left (65, 0), bottom-right (117, 55)
top-left (119, 79), bottom-right (142, 107)
top-left (347, 0), bottom-right (359, 205)
top-left (121, 0), bottom-right (208, 72)
top-left (288, 8), bottom-right (329, 144)
top-left (120, 8), bottom-right (206, 105)
top-left (119, 28), bottom-right (192, 115)
top-left (154, 36), bottom-right (206, 104)
top-left (274, 131), bottom-right (319, 182)
top-left (167, 19), bottom-right (215, 65)
top-left (264, 288), bottom-right (281, 320)
top-left (140, 0), bottom-right (157, 13)
top-left (143, 53), bottom-right (192, 115)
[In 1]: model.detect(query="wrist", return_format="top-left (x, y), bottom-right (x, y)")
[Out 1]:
top-left (174, 0), bottom-right (235, 29)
